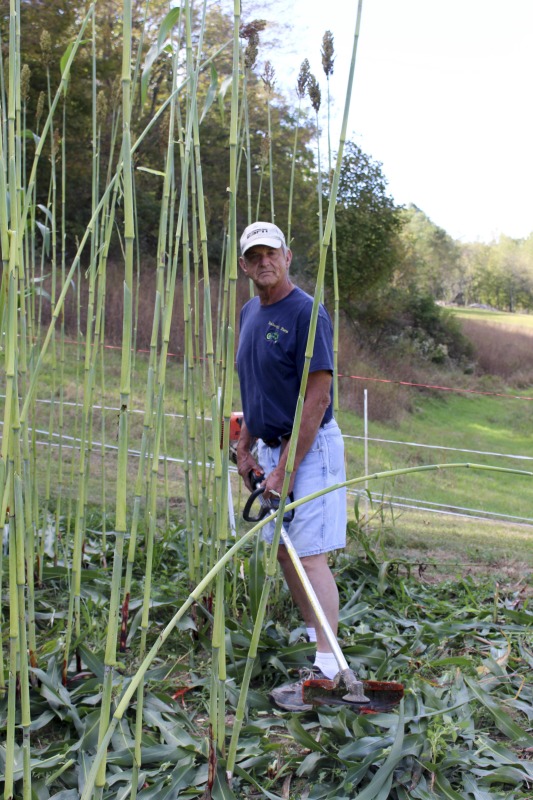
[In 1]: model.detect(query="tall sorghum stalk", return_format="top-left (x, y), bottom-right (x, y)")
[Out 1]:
top-left (282, 1), bottom-right (365, 509)
top-left (94, 0), bottom-right (136, 791)
top-left (208, 0), bottom-right (242, 757)
top-left (240, 19), bottom-right (265, 297)
top-left (308, 73), bottom-right (323, 244)
top-left (39, 31), bottom-right (60, 568)
top-left (287, 59), bottom-right (310, 246)
top-left (4, 0), bottom-right (32, 793)
top-left (241, 26), bottom-right (258, 226)
top-left (121, 30), bottom-right (183, 649)
top-left (321, 30), bottom-right (340, 412)
top-left (261, 60), bottom-right (276, 222)
top-left (182, 1), bottom-right (201, 585)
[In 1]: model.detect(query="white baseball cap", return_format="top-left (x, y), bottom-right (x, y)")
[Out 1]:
top-left (240, 222), bottom-right (286, 255)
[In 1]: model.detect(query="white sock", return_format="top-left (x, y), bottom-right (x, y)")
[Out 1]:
top-left (306, 627), bottom-right (317, 643)
top-left (314, 651), bottom-right (339, 680)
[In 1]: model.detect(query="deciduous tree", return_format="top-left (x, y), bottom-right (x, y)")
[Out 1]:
top-left (325, 141), bottom-right (401, 314)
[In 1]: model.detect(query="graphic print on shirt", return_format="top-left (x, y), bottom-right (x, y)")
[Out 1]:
top-left (265, 320), bottom-right (288, 344)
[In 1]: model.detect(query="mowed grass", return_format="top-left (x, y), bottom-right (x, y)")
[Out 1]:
top-left (339, 390), bottom-right (533, 522)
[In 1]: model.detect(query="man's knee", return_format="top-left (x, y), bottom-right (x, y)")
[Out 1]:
top-left (300, 553), bottom-right (328, 576)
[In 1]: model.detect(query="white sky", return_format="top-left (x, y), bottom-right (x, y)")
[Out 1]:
top-left (254, 0), bottom-right (533, 244)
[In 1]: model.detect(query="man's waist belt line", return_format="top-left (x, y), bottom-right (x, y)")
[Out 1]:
top-left (262, 418), bottom-right (329, 449)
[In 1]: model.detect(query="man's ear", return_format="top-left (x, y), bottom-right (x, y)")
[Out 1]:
top-left (285, 249), bottom-right (293, 269)
top-left (239, 256), bottom-right (248, 274)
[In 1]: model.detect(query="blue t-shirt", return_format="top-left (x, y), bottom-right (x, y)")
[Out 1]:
top-left (237, 286), bottom-right (334, 441)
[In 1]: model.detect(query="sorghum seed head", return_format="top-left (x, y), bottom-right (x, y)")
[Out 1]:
top-left (244, 33), bottom-right (259, 69)
top-left (96, 90), bottom-right (108, 124)
top-left (40, 30), bottom-right (52, 67)
top-left (260, 135), bottom-right (270, 166)
top-left (308, 74), bottom-right (321, 112)
top-left (321, 30), bottom-right (335, 77)
top-left (36, 91), bottom-right (45, 124)
top-left (261, 61), bottom-right (275, 93)
top-left (21, 64), bottom-right (31, 102)
top-left (297, 59), bottom-right (310, 100)
top-left (240, 19), bottom-right (267, 39)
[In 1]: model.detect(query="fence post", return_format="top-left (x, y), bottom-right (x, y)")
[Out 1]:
top-left (364, 388), bottom-right (369, 518)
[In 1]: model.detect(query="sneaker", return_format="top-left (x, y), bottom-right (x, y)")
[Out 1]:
top-left (269, 667), bottom-right (330, 712)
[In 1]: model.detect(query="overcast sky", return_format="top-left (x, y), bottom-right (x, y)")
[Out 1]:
top-left (250, 0), bottom-right (533, 244)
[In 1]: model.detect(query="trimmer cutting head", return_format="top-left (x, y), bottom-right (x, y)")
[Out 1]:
top-left (302, 677), bottom-right (404, 713)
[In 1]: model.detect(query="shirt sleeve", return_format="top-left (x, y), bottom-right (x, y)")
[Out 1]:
top-left (295, 304), bottom-right (334, 379)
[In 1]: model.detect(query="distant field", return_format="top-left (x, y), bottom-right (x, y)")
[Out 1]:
top-left (450, 306), bottom-right (533, 332)
top-left (449, 306), bottom-right (533, 381)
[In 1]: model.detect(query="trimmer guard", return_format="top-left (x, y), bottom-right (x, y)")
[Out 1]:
top-left (302, 677), bottom-right (404, 713)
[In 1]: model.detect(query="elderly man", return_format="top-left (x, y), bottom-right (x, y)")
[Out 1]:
top-left (236, 221), bottom-right (348, 710)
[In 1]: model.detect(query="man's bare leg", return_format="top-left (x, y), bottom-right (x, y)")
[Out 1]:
top-left (277, 547), bottom-right (339, 653)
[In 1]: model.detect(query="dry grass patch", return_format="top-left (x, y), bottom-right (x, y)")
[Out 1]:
top-left (460, 318), bottom-right (533, 382)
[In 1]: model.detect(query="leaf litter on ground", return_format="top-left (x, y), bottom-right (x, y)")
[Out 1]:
top-left (2, 528), bottom-right (533, 799)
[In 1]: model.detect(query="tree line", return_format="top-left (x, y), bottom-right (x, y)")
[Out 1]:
top-left (4, 0), bottom-right (531, 337)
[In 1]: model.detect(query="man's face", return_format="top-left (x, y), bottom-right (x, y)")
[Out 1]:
top-left (239, 245), bottom-right (292, 290)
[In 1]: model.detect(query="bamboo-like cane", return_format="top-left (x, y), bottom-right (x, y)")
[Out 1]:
top-left (0, 459), bottom-right (5, 692)
top-left (310, 74), bottom-right (324, 246)
top-left (322, 31), bottom-right (340, 415)
top-left (5, 488), bottom-right (19, 800)
top-left (94, 0), bottom-right (135, 791)
top-left (208, 0), bottom-right (242, 755)
top-left (15, 471), bottom-right (32, 800)
top-left (287, 60), bottom-right (310, 247)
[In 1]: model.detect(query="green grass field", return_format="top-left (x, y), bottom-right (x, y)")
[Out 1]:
top-left (11, 334), bottom-right (532, 586)
top-left (339, 390), bottom-right (532, 522)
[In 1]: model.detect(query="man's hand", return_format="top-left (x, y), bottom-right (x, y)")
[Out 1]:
top-left (262, 459), bottom-right (294, 502)
top-left (237, 450), bottom-right (261, 492)
top-left (236, 419), bottom-right (260, 492)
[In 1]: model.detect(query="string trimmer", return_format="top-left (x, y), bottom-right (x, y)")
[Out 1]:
top-left (242, 468), bottom-right (404, 713)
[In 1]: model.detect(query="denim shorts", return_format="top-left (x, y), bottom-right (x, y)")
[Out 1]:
top-left (257, 419), bottom-right (347, 557)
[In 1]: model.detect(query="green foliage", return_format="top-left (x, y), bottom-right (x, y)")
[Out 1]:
top-left (352, 286), bottom-right (474, 365)
top-left (472, 235), bottom-right (533, 312)
top-left (398, 206), bottom-right (533, 313)
top-left (398, 204), bottom-right (461, 301)
top-left (3, 519), bottom-right (532, 799)
top-left (325, 141), bottom-right (402, 308)
top-left (9, 0), bottom-right (319, 262)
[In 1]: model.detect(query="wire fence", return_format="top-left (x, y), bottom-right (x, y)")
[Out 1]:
top-left (4, 377), bottom-right (532, 527)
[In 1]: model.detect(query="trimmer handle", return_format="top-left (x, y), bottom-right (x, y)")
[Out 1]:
top-left (242, 471), bottom-right (295, 523)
